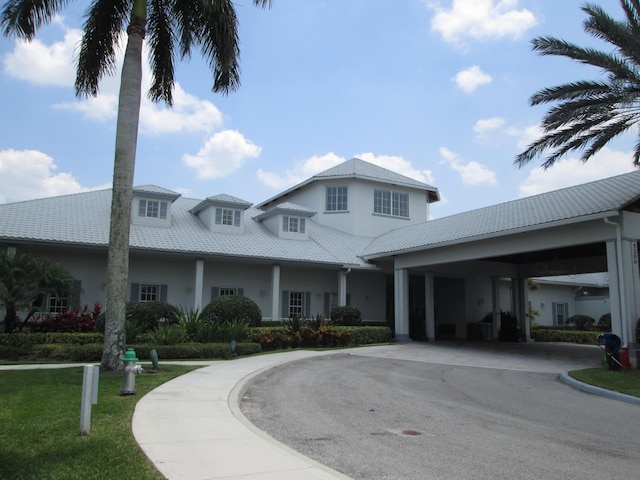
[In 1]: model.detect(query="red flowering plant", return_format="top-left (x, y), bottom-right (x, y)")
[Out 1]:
top-left (31, 303), bottom-right (102, 333)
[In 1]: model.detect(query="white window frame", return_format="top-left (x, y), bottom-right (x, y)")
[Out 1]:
top-left (326, 185), bottom-right (348, 212)
top-left (219, 287), bottom-right (238, 296)
top-left (289, 291), bottom-right (305, 318)
top-left (47, 293), bottom-right (70, 314)
top-left (282, 216), bottom-right (306, 233)
top-left (374, 189), bottom-right (409, 218)
top-left (215, 208), bottom-right (241, 227)
top-left (139, 199), bottom-right (168, 219)
top-left (139, 284), bottom-right (160, 302)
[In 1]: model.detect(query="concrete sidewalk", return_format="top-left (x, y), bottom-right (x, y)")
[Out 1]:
top-left (131, 342), bottom-right (616, 480)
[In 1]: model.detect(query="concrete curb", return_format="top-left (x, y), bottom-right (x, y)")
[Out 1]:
top-left (559, 372), bottom-right (640, 406)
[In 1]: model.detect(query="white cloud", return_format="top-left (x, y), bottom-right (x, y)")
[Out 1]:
top-left (518, 147), bottom-right (638, 198)
top-left (5, 27), bottom-right (224, 135)
top-left (257, 153), bottom-right (345, 189)
top-left (429, 0), bottom-right (537, 47)
top-left (473, 116), bottom-right (506, 142)
top-left (0, 149), bottom-right (108, 203)
top-left (454, 66), bottom-right (492, 93)
top-left (355, 152), bottom-right (436, 185)
top-left (439, 146), bottom-right (497, 185)
top-left (182, 130), bottom-right (261, 179)
top-left (2, 29), bottom-right (81, 86)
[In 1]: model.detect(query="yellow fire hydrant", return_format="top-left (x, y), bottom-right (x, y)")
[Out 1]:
top-left (120, 348), bottom-right (143, 396)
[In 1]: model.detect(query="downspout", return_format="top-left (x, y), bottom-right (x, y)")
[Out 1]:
top-left (604, 217), bottom-right (628, 345)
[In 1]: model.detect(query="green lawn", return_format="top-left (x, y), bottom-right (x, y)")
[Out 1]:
top-left (569, 367), bottom-right (640, 398)
top-left (0, 365), bottom-right (201, 480)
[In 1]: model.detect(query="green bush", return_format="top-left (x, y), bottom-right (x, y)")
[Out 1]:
top-left (201, 296), bottom-right (262, 327)
top-left (530, 328), bottom-right (599, 344)
top-left (126, 301), bottom-right (179, 331)
top-left (329, 305), bottom-right (362, 326)
top-left (147, 324), bottom-right (185, 345)
top-left (566, 315), bottom-right (596, 331)
top-left (249, 325), bottom-right (392, 350)
top-left (218, 320), bottom-right (250, 342)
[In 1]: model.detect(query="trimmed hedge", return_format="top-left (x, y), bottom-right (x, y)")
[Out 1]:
top-left (530, 328), bottom-right (600, 344)
top-left (249, 325), bottom-right (392, 350)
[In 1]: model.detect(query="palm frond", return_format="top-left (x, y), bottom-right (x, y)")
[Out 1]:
top-left (530, 80), bottom-right (612, 105)
top-left (1, 0), bottom-right (70, 39)
top-left (75, 0), bottom-right (131, 98)
top-left (147, 0), bottom-right (175, 104)
top-left (199, 0), bottom-right (240, 94)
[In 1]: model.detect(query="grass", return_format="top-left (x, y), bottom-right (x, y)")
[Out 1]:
top-left (569, 367), bottom-right (640, 398)
top-left (0, 364), bottom-right (202, 480)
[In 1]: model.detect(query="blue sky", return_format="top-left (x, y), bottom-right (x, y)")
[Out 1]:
top-left (0, 0), bottom-right (638, 219)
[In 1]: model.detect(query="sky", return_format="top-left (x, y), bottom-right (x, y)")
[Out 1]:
top-left (0, 0), bottom-right (638, 219)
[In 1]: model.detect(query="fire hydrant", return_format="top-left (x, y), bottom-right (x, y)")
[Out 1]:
top-left (120, 348), bottom-right (143, 396)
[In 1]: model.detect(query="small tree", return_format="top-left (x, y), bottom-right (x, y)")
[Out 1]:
top-left (201, 296), bottom-right (262, 327)
top-left (0, 250), bottom-right (77, 332)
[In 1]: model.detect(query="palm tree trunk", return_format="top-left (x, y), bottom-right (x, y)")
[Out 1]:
top-left (101, 10), bottom-right (146, 371)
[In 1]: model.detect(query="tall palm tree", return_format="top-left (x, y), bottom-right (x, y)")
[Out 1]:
top-left (515, 0), bottom-right (640, 170)
top-left (1, 0), bottom-right (271, 370)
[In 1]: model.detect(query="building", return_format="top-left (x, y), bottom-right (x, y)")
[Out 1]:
top-left (1, 158), bottom-right (639, 355)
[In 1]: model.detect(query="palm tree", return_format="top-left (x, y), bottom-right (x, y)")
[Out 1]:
top-left (515, 0), bottom-right (640, 170)
top-left (0, 251), bottom-right (77, 333)
top-left (1, 0), bottom-right (271, 370)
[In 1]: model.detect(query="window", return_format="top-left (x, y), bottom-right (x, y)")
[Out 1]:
top-left (139, 199), bottom-right (168, 219)
top-left (289, 291), bottom-right (305, 318)
top-left (282, 216), bottom-right (306, 233)
top-left (47, 293), bottom-right (70, 314)
top-left (553, 302), bottom-right (568, 326)
top-left (326, 186), bottom-right (348, 211)
top-left (140, 284), bottom-right (160, 302)
top-left (374, 189), bottom-right (409, 218)
top-left (215, 208), bottom-right (241, 227)
top-left (219, 287), bottom-right (238, 296)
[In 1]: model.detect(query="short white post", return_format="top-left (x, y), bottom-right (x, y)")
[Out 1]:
top-left (79, 365), bottom-right (99, 435)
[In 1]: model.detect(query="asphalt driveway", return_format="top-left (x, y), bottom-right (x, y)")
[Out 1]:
top-left (241, 342), bottom-right (640, 480)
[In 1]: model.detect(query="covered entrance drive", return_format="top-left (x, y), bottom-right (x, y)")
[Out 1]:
top-left (365, 172), bottom-right (640, 357)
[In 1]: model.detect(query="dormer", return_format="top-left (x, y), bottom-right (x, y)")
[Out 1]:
top-left (256, 202), bottom-right (316, 240)
top-left (190, 194), bottom-right (252, 234)
top-left (131, 185), bottom-right (181, 227)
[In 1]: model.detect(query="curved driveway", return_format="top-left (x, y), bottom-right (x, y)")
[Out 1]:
top-left (241, 343), bottom-right (640, 480)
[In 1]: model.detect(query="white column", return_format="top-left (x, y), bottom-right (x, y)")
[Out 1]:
top-left (606, 240), bottom-right (625, 342)
top-left (194, 258), bottom-right (204, 310)
top-left (512, 277), bottom-right (530, 342)
top-left (394, 268), bottom-right (410, 341)
top-left (425, 272), bottom-right (435, 341)
top-left (491, 276), bottom-right (501, 340)
top-left (621, 240), bottom-right (640, 349)
top-left (338, 270), bottom-right (348, 306)
top-left (271, 265), bottom-right (281, 322)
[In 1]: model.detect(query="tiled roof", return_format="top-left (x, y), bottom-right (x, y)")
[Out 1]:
top-left (133, 185), bottom-right (182, 201)
top-left (0, 188), bottom-right (370, 268)
top-left (257, 157), bottom-right (440, 207)
top-left (361, 170), bottom-right (640, 258)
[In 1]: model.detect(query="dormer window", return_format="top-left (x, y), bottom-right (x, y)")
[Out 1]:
top-left (283, 216), bottom-right (306, 234)
top-left (215, 208), bottom-right (241, 227)
top-left (139, 199), bottom-right (168, 219)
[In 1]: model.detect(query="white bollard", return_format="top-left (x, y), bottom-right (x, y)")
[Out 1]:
top-left (79, 364), bottom-right (100, 435)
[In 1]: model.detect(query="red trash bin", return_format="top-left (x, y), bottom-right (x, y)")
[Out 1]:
top-left (619, 346), bottom-right (630, 370)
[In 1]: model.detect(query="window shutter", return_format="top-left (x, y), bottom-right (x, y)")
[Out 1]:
top-left (130, 283), bottom-right (140, 302)
top-left (160, 202), bottom-right (168, 219)
top-left (160, 284), bottom-right (168, 302)
top-left (138, 200), bottom-right (146, 217)
top-left (282, 290), bottom-right (289, 319)
top-left (324, 292), bottom-right (331, 316)
top-left (234, 210), bottom-right (241, 227)
top-left (300, 218), bottom-right (306, 234)
top-left (282, 216), bottom-right (289, 232)
top-left (215, 208), bottom-right (222, 225)
top-left (552, 302), bottom-right (558, 326)
top-left (305, 291), bottom-right (311, 317)
top-left (238, 288), bottom-right (244, 296)
top-left (211, 287), bottom-right (219, 301)
top-left (346, 293), bottom-right (351, 306)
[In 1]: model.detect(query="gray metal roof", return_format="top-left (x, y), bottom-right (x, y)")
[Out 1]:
top-left (257, 157), bottom-right (440, 208)
top-left (361, 170), bottom-right (640, 258)
top-left (0, 188), bottom-right (371, 269)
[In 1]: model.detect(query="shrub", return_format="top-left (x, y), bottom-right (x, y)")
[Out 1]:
top-left (126, 301), bottom-right (179, 331)
top-left (597, 313), bottom-right (611, 330)
top-left (329, 305), bottom-right (362, 326)
top-left (566, 315), bottom-right (595, 331)
top-left (147, 324), bottom-right (185, 345)
top-left (531, 328), bottom-right (599, 344)
top-left (30, 303), bottom-right (102, 333)
top-left (218, 320), bottom-right (250, 343)
top-left (201, 296), bottom-right (262, 327)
